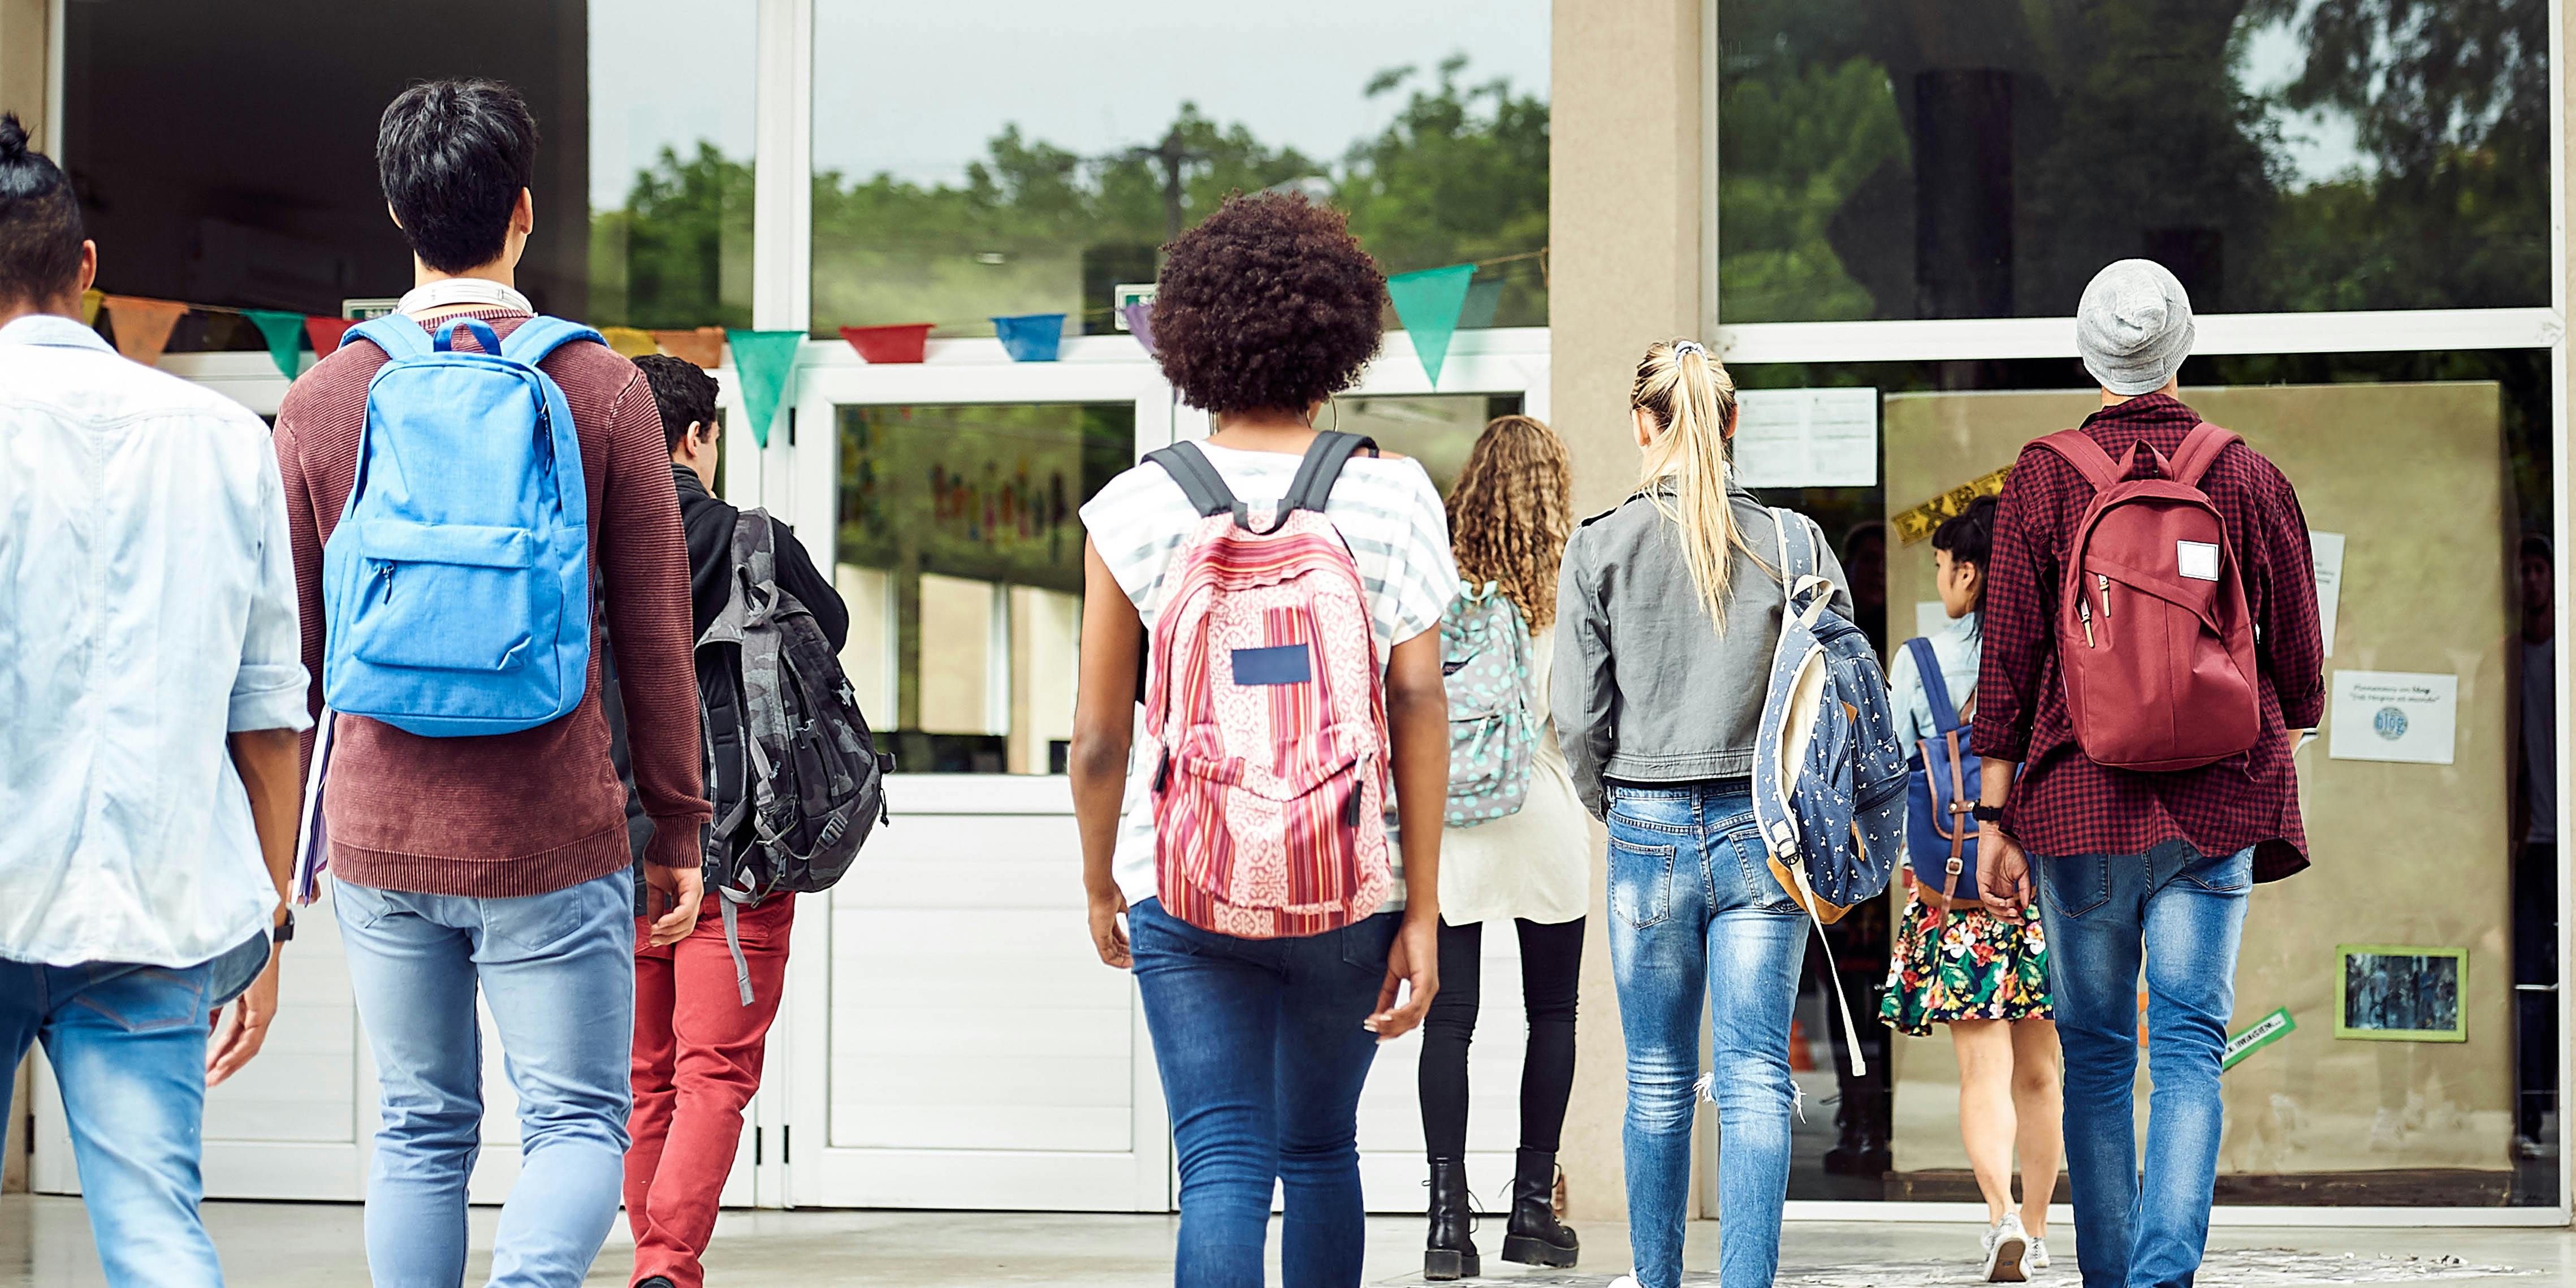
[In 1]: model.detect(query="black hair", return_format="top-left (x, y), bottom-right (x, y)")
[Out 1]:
top-left (634, 353), bottom-right (720, 454)
top-left (2522, 533), bottom-right (2553, 565)
top-left (1152, 191), bottom-right (1386, 415)
top-left (1931, 495), bottom-right (1999, 569)
top-left (376, 80), bottom-right (538, 274)
top-left (0, 114), bottom-right (84, 308)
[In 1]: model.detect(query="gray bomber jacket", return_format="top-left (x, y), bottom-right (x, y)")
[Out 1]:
top-left (1550, 483), bottom-right (1854, 818)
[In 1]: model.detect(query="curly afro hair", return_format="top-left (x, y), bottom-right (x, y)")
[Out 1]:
top-left (1151, 191), bottom-right (1386, 415)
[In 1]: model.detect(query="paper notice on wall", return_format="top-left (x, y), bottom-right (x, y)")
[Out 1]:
top-left (2312, 531), bottom-right (2346, 656)
top-left (2328, 671), bottom-right (2458, 765)
top-left (1733, 387), bottom-right (1879, 489)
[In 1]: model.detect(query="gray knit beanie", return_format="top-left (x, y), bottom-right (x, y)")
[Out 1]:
top-left (2076, 260), bottom-right (2194, 396)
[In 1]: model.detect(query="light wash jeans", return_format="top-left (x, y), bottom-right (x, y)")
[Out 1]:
top-left (336, 868), bottom-right (636, 1288)
top-left (0, 957), bottom-right (224, 1287)
top-left (1605, 781), bottom-right (1808, 1288)
top-left (2035, 840), bottom-right (2253, 1288)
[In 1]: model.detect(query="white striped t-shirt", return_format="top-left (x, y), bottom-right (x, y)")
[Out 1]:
top-left (1078, 439), bottom-right (1461, 909)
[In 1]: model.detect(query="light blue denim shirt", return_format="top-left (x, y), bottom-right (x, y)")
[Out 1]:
top-left (0, 314), bottom-right (310, 967)
top-left (1887, 609), bottom-right (1981, 750)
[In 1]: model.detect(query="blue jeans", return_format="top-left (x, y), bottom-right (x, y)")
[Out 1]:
top-left (1127, 897), bottom-right (1395, 1288)
top-left (0, 957), bottom-right (225, 1287)
top-left (335, 869), bottom-right (636, 1288)
top-left (2035, 840), bottom-right (2253, 1288)
top-left (1605, 781), bottom-right (1808, 1288)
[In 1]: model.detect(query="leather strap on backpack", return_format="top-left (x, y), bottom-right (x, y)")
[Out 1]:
top-left (2167, 421), bottom-right (2242, 488)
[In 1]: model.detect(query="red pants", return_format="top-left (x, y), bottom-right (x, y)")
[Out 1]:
top-left (624, 894), bottom-right (794, 1288)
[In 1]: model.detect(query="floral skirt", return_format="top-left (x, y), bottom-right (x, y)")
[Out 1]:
top-left (1878, 886), bottom-right (2053, 1037)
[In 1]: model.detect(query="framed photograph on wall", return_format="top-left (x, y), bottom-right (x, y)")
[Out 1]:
top-left (2334, 945), bottom-right (2468, 1042)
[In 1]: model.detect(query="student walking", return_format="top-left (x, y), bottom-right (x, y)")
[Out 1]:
top-left (619, 355), bottom-right (849, 1288)
top-left (1976, 260), bottom-right (2322, 1288)
top-left (1418, 415), bottom-right (1588, 1280)
top-left (1880, 496), bottom-right (2061, 1281)
top-left (0, 113), bottom-right (307, 1288)
top-left (274, 81), bottom-right (708, 1288)
top-left (1556, 340), bottom-right (1853, 1288)
top-left (1070, 191), bottom-right (1456, 1288)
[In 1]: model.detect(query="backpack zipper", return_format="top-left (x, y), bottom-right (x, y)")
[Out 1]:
top-left (2077, 594), bottom-right (2095, 647)
top-left (2097, 573), bottom-right (2113, 622)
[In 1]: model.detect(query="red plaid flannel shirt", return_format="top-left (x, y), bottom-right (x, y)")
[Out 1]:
top-left (1973, 393), bottom-right (2326, 882)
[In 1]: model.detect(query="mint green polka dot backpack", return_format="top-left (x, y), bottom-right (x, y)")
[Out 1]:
top-left (1440, 581), bottom-right (1538, 828)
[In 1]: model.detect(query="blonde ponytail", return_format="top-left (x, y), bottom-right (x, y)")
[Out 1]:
top-left (1632, 339), bottom-right (1748, 630)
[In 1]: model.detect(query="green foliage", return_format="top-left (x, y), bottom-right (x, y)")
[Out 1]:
top-left (593, 141), bottom-right (755, 330)
top-left (1339, 55), bottom-right (1551, 327)
top-left (1717, 57), bottom-right (1910, 322)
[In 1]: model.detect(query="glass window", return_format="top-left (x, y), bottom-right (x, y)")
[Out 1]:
top-left (836, 403), bottom-right (1134, 775)
top-left (64, 0), bottom-right (754, 351)
top-left (809, 1), bottom-right (1550, 340)
top-left (1723, 349), bottom-right (2557, 1207)
top-left (1715, 0), bottom-right (2550, 322)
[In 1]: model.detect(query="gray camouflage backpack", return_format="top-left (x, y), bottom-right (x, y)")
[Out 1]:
top-left (698, 511), bottom-right (891, 1002)
top-left (1439, 581), bottom-right (1537, 828)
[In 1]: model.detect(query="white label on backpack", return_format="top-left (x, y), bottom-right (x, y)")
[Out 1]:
top-left (2176, 541), bottom-right (2219, 581)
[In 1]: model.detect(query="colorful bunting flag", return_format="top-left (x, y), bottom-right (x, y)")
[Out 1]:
top-left (1119, 302), bottom-right (1157, 356)
top-left (599, 326), bottom-right (659, 359)
top-left (101, 296), bottom-right (187, 366)
top-left (652, 327), bottom-right (726, 369)
top-left (80, 289), bottom-right (103, 328)
top-left (1458, 277), bottom-right (1503, 332)
top-left (243, 309), bottom-right (307, 379)
top-left (305, 315), bottom-right (357, 358)
top-left (725, 329), bottom-right (804, 449)
top-left (1386, 264), bottom-right (1477, 386)
top-left (839, 323), bottom-right (932, 364)
top-left (992, 313), bottom-right (1065, 363)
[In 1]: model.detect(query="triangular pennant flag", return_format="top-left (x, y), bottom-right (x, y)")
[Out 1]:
top-left (725, 329), bottom-right (804, 449)
top-left (101, 296), bottom-right (188, 366)
top-left (1120, 302), bottom-right (1157, 356)
top-left (652, 327), bottom-right (725, 369)
top-left (304, 315), bottom-right (357, 358)
top-left (1385, 264), bottom-right (1476, 386)
top-left (599, 326), bottom-right (658, 359)
top-left (80, 289), bottom-right (103, 328)
top-left (243, 309), bottom-right (307, 379)
top-left (1458, 276), bottom-right (1503, 332)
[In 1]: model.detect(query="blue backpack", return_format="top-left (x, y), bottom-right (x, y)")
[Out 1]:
top-left (1750, 507), bottom-right (1908, 1072)
top-left (1900, 635), bottom-right (1983, 907)
top-left (320, 315), bottom-right (602, 737)
top-left (1438, 581), bottom-right (1537, 828)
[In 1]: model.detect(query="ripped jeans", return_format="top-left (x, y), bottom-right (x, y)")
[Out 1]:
top-left (1606, 780), bottom-right (1809, 1288)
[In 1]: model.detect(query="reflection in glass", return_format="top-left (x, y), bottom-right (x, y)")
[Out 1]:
top-left (1715, 0), bottom-right (2549, 321)
top-left (809, 2), bottom-right (1550, 338)
top-left (837, 403), bottom-right (1134, 774)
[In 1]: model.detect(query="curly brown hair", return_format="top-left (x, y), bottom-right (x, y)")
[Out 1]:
top-left (1151, 191), bottom-right (1387, 415)
top-left (1448, 415), bottom-right (1574, 629)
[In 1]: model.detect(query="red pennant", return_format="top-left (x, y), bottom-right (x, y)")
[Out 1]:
top-left (305, 316), bottom-right (357, 358)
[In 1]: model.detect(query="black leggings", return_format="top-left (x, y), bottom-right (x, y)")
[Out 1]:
top-left (1417, 915), bottom-right (1585, 1160)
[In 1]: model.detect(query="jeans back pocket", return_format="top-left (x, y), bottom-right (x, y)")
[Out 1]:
top-left (1608, 833), bottom-right (1677, 929)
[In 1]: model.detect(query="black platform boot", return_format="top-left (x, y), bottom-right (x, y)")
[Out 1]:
top-left (1423, 1157), bottom-right (1480, 1281)
top-left (1499, 1147), bottom-right (1579, 1268)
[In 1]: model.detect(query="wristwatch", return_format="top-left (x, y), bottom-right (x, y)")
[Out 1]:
top-left (1971, 803), bottom-right (2007, 824)
top-left (273, 909), bottom-right (296, 946)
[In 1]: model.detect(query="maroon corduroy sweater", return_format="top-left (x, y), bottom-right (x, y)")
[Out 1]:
top-left (274, 308), bottom-right (710, 896)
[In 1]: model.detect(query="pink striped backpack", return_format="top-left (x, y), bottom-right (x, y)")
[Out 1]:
top-left (1140, 432), bottom-right (1392, 938)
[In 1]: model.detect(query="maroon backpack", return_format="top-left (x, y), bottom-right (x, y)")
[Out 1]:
top-left (2034, 422), bottom-right (2261, 772)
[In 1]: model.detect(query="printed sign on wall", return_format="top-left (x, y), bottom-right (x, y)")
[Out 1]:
top-left (2327, 670), bottom-right (2458, 765)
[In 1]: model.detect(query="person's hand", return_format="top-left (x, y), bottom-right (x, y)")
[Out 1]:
top-left (206, 941), bottom-right (282, 1087)
top-left (645, 864), bottom-right (704, 948)
top-left (1979, 825), bottom-right (2033, 917)
top-left (1365, 909), bottom-right (1440, 1040)
top-left (1086, 883), bottom-right (1132, 969)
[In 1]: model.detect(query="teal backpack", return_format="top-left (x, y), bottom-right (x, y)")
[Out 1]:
top-left (1439, 582), bottom-right (1537, 828)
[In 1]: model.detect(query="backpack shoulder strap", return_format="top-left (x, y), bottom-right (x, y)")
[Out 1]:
top-left (1282, 431), bottom-right (1379, 513)
top-left (2167, 421), bottom-right (2242, 488)
top-left (1143, 440), bottom-right (1238, 518)
top-left (735, 507), bottom-right (781, 591)
top-left (1905, 636), bottom-right (1960, 732)
top-left (2034, 428), bottom-right (2125, 491)
top-left (345, 315), bottom-right (433, 361)
top-left (500, 315), bottom-right (607, 366)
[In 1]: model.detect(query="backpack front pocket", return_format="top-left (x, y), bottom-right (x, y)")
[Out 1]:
top-left (344, 520), bottom-right (543, 672)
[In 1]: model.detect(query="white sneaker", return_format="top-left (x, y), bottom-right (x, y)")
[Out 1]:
top-left (1982, 1212), bottom-right (2030, 1282)
top-left (2028, 1236), bottom-right (2051, 1270)
top-left (1609, 1278), bottom-right (1643, 1288)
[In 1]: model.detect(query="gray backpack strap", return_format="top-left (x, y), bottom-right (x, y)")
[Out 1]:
top-left (1282, 431), bottom-right (1378, 513)
top-left (1144, 441), bottom-right (1239, 518)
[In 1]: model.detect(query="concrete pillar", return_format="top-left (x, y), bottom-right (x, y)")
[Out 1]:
top-left (0, 0), bottom-right (44, 145)
top-left (1548, 0), bottom-right (1705, 1224)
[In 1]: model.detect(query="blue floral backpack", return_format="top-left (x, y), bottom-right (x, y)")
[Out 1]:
top-left (1438, 581), bottom-right (1537, 827)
